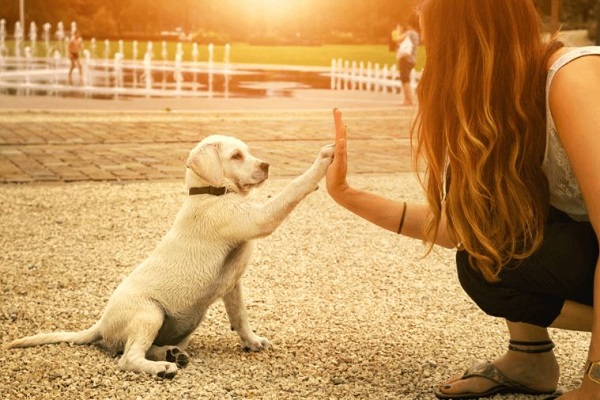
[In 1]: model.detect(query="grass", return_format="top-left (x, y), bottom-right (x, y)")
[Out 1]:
top-left (8, 40), bottom-right (426, 71)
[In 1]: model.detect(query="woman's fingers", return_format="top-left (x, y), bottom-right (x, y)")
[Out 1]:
top-left (327, 109), bottom-right (350, 196)
top-left (333, 108), bottom-right (347, 141)
top-left (332, 108), bottom-right (348, 164)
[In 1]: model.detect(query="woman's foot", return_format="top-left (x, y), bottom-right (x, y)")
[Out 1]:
top-left (437, 345), bottom-right (559, 398)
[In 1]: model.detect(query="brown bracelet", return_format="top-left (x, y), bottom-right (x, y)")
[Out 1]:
top-left (397, 202), bottom-right (407, 234)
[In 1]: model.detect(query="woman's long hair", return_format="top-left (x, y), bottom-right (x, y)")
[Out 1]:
top-left (413, 0), bottom-right (563, 282)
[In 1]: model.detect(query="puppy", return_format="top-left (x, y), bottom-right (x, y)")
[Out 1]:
top-left (6, 135), bottom-right (334, 379)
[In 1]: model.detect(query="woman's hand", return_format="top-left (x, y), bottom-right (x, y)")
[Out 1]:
top-left (326, 108), bottom-right (350, 200)
top-left (555, 373), bottom-right (600, 400)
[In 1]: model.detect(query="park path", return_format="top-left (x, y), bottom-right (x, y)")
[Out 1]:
top-left (0, 108), bottom-right (415, 183)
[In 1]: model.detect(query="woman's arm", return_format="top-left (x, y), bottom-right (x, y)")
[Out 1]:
top-left (326, 108), bottom-right (456, 248)
top-left (550, 54), bottom-right (600, 398)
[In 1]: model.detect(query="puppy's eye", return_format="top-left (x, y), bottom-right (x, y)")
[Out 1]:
top-left (231, 151), bottom-right (243, 161)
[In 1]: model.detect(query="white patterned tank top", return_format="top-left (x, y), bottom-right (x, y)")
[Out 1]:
top-left (542, 46), bottom-right (600, 221)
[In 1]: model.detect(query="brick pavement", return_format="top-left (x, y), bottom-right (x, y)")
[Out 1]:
top-left (0, 109), bottom-right (414, 184)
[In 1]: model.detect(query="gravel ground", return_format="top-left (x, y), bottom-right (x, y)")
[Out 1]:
top-left (0, 173), bottom-right (591, 400)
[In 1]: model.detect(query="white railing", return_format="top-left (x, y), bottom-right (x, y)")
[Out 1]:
top-left (329, 58), bottom-right (420, 95)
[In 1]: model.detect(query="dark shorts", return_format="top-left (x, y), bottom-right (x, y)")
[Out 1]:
top-left (456, 206), bottom-right (597, 327)
top-left (398, 57), bottom-right (415, 83)
top-left (69, 52), bottom-right (79, 61)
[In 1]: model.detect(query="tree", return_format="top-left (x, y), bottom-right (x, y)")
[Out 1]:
top-left (551, 0), bottom-right (561, 32)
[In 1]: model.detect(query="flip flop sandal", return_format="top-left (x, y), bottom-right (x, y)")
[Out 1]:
top-left (434, 361), bottom-right (559, 399)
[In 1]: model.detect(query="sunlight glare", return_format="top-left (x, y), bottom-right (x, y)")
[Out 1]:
top-left (241, 0), bottom-right (300, 20)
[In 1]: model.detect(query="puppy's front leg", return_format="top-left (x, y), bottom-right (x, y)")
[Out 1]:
top-left (292, 143), bottom-right (335, 193)
top-left (222, 282), bottom-right (269, 351)
top-left (242, 144), bottom-right (334, 239)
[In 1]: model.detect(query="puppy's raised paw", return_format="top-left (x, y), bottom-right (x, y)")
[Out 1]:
top-left (319, 144), bottom-right (335, 161)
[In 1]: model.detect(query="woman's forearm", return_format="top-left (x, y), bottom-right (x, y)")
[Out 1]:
top-left (330, 186), bottom-right (456, 248)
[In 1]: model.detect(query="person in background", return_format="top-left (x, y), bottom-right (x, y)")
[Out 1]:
top-left (68, 30), bottom-right (83, 85)
top-left (390, 23), bottom-right (403, 52)
top-left (326, 0), bottom-right (600, 398)
top-left (395, 14), bottom-right (419, 106)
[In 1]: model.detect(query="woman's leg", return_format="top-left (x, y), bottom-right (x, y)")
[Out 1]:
top-left (551, 300), bottom-right (593, 331)
top-left (438, 321), bottom-right (560, 396)
top-left (439, 302), bottom-right (592, 396)
top-left (399, 58), bottom-right (414, 105)
top-left (438, 210), bottom-right (596, 397)
top-left (69, 58), bottom-right (75, 85)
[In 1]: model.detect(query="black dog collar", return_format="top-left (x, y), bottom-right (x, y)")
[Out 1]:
top-left (188, 186), bottom-right (227, 196)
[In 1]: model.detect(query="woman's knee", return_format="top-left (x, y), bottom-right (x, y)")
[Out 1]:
top-left (455, 250), bottom-right (563, 327)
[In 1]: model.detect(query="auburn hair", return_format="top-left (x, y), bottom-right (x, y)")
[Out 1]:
top-left (412, 0), bottom-right (563, 282)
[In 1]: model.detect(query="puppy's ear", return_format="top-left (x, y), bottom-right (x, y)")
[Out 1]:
top-left (186, 143), bottom-right (223, 186)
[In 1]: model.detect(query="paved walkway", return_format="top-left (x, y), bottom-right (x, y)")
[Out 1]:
top-left (0, 91), bottom-right (416, 184)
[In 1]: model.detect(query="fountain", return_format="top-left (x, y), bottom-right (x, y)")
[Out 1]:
top-left (174, 43), bottom-right (183, 95)
top-left (161, 41), bottom-right (167, 89)
top-left (192, 42), bottom-right (199, 90)
top-left (0, 17), bottom-right (373, 100)
top-left (14, 21), bottom-right (23, 58)
top-left (103, 39), bottom-right (110, 86)
top-left (0, 19), bottom-right (6, 57)
top-left (82, 49), bottom-right (91, 89)
top-left (29, 22), bottom-right (37, 57)
top-left (52, 49), bottom-right (61, 87)
top-left (223, 43), bottom-right (230, 98)
top-left (207, 42), bottom-right (214, 97)
top-left (132, 40), bottom-right (138, 89)
top-left (55, 22), bottom-right (65, 56)
top-left (0, 20), bottom-right (6, 74)
top-left (143, 51), bottom-right (152, 96)
top-left (114, 52), bottom-right (123, 94)
top-left (42, 22), bottom-right (50, 60)
top-left (90, 38), bottom-right (96, 58)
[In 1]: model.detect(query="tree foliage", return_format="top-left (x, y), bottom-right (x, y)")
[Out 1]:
top-left (1, 0), bottom-right (417, 42)
top-left (1, 0), bottom-right (594, 43)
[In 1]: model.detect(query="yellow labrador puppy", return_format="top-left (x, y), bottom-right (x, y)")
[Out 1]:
top-left (6, 135), bottom-right (334, 379)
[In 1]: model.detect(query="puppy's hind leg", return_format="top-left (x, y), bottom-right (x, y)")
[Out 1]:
top-left (116, 305), bottom-right (179, 379)
top-left (146, 336), bottom-right (191, 368)
top-left (223, 283), bottom-right (269, 352)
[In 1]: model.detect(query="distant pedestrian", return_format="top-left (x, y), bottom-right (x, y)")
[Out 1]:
top-left (389, 23), bottom-right (403, 52)
top-left (68, 30), bottom-right (83, 85)
top-left (396, 14), bottom-right (419, 106)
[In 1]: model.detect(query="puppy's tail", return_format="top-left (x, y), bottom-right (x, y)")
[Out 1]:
top-left (4, 323), bottom-right (101, 349)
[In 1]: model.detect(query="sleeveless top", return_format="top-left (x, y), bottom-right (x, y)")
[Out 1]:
top-left (542, 46), bottom-right (600, 222)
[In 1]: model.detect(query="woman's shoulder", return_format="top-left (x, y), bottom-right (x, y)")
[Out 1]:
top-left (547, 46), bottom-right (600, 103)
top-left (550, 47), bottom-right (600, 85)
top-left (547, 46), bottom-right (600, 71)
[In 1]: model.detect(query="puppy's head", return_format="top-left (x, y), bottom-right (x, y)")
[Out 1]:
top-left (186, 135), bottom-right (270, 194)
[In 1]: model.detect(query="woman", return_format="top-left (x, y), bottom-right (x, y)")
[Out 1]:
top-left (325, 0), bottom-right (600, 399)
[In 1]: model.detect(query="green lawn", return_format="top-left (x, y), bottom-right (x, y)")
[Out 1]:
top-left (10, 40), bottom-right (425, 71)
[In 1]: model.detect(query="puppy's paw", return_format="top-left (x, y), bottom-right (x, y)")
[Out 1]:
top-left (146, 345), bottom-right (190, 368)
top-left (154, 362), bottom-right (179, 379)
top-left (310, 144), bottom-right (335, 177)
top-left (317, 144), bottom-right (335, 164)
top-left (166, 347), bottom-right (190, 368)
top-left (241, 335), bottom-right (270, 352)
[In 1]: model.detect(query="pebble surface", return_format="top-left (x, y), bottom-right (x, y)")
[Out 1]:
top-left (0, 173), bottom-right (590, 399)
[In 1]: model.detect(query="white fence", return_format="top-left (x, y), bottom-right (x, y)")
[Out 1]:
top-left (329, 58), bottom-right (420, 94)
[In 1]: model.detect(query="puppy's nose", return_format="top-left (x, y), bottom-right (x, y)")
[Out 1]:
top-left (260, 162), bottom-right (270, 173)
